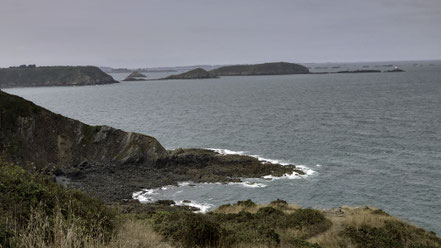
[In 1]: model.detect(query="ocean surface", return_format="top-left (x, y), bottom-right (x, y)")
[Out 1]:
top-left (4, 61), bottom-right (441, 233)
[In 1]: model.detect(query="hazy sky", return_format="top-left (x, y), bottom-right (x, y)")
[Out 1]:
top-left (1, 0), bottom-right (440, 68)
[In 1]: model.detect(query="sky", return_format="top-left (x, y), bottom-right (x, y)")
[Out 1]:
top-left (1, 0), bottom-right (441, 68)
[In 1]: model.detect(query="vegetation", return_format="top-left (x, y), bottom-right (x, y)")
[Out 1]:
top-left (1, 162), bottom-right (440, 247)
top-left (0, 163), bottom-right (116, 247)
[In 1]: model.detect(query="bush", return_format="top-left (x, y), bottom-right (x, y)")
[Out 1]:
top-left (152, 211), bottom-right (223, 248)
top-left (345, 220), bottom-right (441, 248)
top-left (234, 199), bottom-right (256, 208)
top-left (0, 164), bottom-right (116, 247)
top-left (269, 198), bottom-right (289, 209)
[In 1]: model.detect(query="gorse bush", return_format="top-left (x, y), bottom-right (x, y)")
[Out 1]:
top-left (345, 219), bottom-right (441, 248)
top-left (150, 204), bottom-right (330, 247)
top-left (0, 164), bottom-right (116, 247)
top-left (152, 211), bottom-right (223, 248)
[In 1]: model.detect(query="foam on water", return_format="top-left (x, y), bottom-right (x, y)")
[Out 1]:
top-left (207, 148), bottom-right (317, 178)
top-left (228, 181), bottom-right (268, 188)
top-left (176, 200), bottom-right (214, 213)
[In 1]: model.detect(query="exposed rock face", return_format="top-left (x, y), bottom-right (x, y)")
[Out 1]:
top-left (0, 66), bottom-right (118, 88)
top-left (208, 62), bottom-right (310, 76)
top-left (127, 71), bottom-right (147, 78)
top-left (0, 90), bottom-right (303, 202)
top-left (0, 90), bottom-right (168, 171)
top-left (165, 68), bottom-right (218, 80)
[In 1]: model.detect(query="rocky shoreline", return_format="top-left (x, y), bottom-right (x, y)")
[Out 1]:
top-left (0, 90), bottom-right (303, 203)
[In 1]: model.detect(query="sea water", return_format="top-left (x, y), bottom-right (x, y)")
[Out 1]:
top-left (5, 61), bottom-right (441, 233)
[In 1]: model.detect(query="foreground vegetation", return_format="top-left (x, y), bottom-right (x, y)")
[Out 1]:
top-left (1, 163), bottom-right (440, 248)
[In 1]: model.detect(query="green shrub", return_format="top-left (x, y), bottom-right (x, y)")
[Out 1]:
top-left (345, 220), bottom-right (441, 248)
top-left (152, 211), bottom-right (223, 248)
top-left (234, 199), bottom-right (256, 208)
top-left (269, 198), bottom-right (289, 209)
top-left (0, 164), bottom-right (116, 247)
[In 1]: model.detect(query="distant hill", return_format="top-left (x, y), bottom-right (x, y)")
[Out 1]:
top-left (128, 71), bottom-right (147, 78)
top-left (162, 62), bottom-right (310, 80)
top-left (0, 66), bottom-right (117, 88)
top-left (165, 68), bottom-right (218, 79)
top-left (209, 62), bottom-right (310, 76)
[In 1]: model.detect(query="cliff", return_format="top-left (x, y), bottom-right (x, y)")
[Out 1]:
top-left (209, 62), bottom-right (310, 76)
top-left (0, 90), bottom-right (301, 201)
top-left (0, 66), bottom-right (118, 88)
top-left (165, 68), bottom-right (218, 80)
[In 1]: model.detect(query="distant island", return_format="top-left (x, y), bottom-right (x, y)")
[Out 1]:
top-left (162, 62), bottom-right (310, 80)
top-left (127, 71), bottom-right (147, 78)
top-left (385, 67), bottom-right (405, 72)
top-left (337, 69), bottom-right (382, 74)
top-left (123, 71), bottom-right (148, 81)
top-left (0, 65), bottom-right (117, 88)
top-left (165, 68), bottom-right (218, 80)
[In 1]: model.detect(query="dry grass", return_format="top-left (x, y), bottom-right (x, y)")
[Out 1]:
top-left (107, 219), bottom-right (172, 248)
top-left (309, 206), bottom-right (441, 248)
top-left (214, 202), bottom-right (301, 215)
top-left (308, 206), bottom-right (391, 247)
top-left (12, 207), bottom-right (172, 248)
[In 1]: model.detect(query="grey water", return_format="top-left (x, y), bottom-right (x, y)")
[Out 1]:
top-left (4, 61), bottom-right (441, 233)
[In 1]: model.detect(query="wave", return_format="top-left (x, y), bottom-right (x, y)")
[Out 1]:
top-left (176, 200), bottom-right (214, 213)
top-left (228, 181), bottom-right (268, 188)
top-left (207, 148), bottom-right (318, 179)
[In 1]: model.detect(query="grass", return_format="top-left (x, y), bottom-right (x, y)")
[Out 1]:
top-left (308, 207), bottom-right (441, 248)
top-left (0, 163), bottom-right (116, 248)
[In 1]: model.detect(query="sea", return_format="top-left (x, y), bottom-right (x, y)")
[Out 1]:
top-left (4, 61), bottom-right (441, 233)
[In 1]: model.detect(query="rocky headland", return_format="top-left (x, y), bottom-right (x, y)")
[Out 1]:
top-left (0, 90), bottom-right (301, 202)
top-left (0, 65), bottom-right (117, 88)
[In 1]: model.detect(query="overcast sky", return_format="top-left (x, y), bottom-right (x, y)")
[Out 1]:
top-left (1, 0), bottom-right (440, 68)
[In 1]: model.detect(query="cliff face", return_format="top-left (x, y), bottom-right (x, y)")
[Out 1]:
top-left (165, 68), bottom-right (217, 79)
top-left (0, 90), bottom-right (168, 171)
top-left (0, 66), bottom-right (118, 88)
top-left (209, 62), bottom-right (310, 76)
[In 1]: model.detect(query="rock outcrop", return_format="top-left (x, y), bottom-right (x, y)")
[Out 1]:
top-left (0, 90), bottom-right (168, 171)
top-left (208, 62), bottom-right (310, 76)
top-left (0, 66), bottom-right (118, 88)
top-left (165, 68), bottom-right (218, 80)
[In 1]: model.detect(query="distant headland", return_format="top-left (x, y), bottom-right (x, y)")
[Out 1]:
top-left (0, 65), bottom-right (117, 88)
